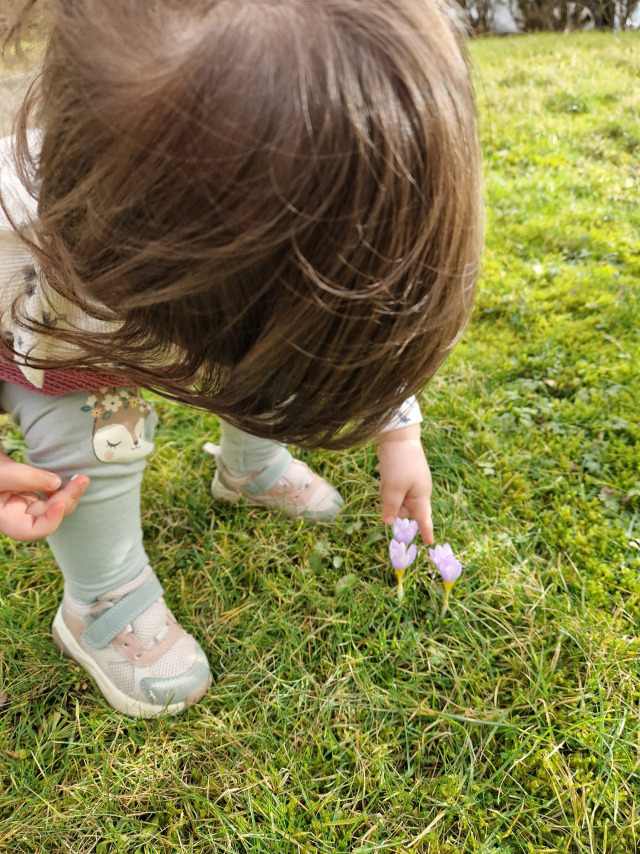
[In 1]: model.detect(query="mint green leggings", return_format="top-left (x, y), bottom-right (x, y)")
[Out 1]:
top-left (1, 383), bottom-right (282, 601)
top-left (1, 384), bottom-right (158, 601)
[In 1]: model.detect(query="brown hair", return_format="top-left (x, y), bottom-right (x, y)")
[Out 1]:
top-left (3, 0), bottom-right (482, 449)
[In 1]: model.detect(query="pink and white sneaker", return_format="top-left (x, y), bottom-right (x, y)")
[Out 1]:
top-left (52, 565), bottom-right (211, 717)
top-left (204, 443), bottom-right (343, 522)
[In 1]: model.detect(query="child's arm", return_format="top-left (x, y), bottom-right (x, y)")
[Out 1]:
top-left (0, 451), bottom-right (89, 541)
top-left (376, 423), bottom-right (434, 544)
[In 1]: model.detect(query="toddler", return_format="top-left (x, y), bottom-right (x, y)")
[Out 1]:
top-left (0, 0), bottom-right (482, 716)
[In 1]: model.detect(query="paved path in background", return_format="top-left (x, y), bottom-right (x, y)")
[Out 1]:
top-left (0, 72), bottom-right (33, 136)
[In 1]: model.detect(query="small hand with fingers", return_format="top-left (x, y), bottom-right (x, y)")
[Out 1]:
top-left (0, 452), bottom-right (89, 541)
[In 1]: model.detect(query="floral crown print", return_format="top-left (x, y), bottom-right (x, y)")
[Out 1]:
top-left (81, 388), bottom-right (152, 421)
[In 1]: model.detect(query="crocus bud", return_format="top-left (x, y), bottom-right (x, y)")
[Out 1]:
top-left (392, 517), bottom-right (419, 545)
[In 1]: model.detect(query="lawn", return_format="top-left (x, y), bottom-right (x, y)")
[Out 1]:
top-left (1, 31), bottom-right (639, 854)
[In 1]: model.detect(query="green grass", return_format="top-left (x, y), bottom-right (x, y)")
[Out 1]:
top-left (1, 32), bottom-right (639, 854)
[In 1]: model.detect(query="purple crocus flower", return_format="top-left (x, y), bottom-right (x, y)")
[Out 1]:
top-left (389, 517), bottom-right (419, 603)
top-left (389, 539), bottom-right (417, 571)
top-left (392, 517), bottom-right (419, 545)
top-left (428, 543), bottom-right (462, 586)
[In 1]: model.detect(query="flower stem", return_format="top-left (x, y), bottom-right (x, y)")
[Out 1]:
top-left (441, 582), bottom-right (453, 617)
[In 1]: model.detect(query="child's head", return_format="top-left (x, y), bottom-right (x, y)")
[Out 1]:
top-left (7, 0), bottom-right (482, 448)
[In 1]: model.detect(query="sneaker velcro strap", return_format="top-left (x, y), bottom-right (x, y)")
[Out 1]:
top-left (82, 574), bottom-right (164, 649)
top-left (240, 449), bottom-right (293, 497)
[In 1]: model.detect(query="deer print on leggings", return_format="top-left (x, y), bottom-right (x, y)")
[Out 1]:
top-left (82, 388), bottom-right (154, 463)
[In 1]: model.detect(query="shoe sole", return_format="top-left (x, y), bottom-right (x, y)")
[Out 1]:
top-left (52, 607), bottom-right (211, 718)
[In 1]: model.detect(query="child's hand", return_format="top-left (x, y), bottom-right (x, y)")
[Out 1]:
top-left (0, 451), bottom-right (90, 542)
top-left (376, 424), bottom-right (434, 544)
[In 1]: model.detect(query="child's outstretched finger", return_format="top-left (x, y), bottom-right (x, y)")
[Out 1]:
top-left (408, 499), bottom-right (434, 544)
top-left (420, 515), bottom-right (435, 545)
